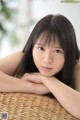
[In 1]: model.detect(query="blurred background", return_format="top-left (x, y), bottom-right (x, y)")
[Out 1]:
top-left (0, 0), bottom-right (80, 57)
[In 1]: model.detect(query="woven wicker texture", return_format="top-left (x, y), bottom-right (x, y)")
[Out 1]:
top-left (0, 93), bottom-right (79, 120)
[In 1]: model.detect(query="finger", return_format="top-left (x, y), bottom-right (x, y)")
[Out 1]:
top-left (25, 74), bottom-right (42, 83)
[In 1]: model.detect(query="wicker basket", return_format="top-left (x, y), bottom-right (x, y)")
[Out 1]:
top-left (0, 93), bottom-right (79, 120)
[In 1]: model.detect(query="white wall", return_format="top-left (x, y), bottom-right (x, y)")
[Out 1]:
top-left (31, 0), bottom-right (80, 49)
top-left (1, 0), bottom-right (80, 57)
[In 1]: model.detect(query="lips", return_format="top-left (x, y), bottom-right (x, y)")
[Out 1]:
top-left (41, 66), bottom-right (53, 71)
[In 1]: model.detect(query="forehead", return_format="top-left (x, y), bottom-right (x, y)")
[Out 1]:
top-left (36, 32), bottom-right (60, 46)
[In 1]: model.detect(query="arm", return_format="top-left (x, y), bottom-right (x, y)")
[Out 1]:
top-left (24, 73), bottom-right (80, 119)
top-left (23, 63), bottom-right (80, 119)
top-left (42, 76), bottom-right (80, 119)
top-left (0, 71), bottom-right (49, 94)
top-left (0, 51), bottom-right (24, 75)
top-left (0, 51), bottom-right (49, 94)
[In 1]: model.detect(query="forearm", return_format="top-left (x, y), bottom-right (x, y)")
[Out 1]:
top-left (0, 71), bottom-right (49, 95)
top-left (32, 83), bottom-right (50, 95)
top-left (0, 71), bottom-right (34, 93)
top-left (42, 77), bottom-right (80, 119)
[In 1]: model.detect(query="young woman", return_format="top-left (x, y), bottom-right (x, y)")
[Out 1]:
top-left (0, 14), bottom-right (80, 119)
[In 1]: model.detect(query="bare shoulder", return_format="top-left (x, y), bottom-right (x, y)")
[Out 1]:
top-left (0, 51), bottom-right (23, 58)
top-left (0, 51), bottom-right (24, 75)
top-left (72, 60), bottom-right (80, 92)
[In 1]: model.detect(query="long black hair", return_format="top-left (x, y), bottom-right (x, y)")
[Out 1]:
top-left (14, 14), bottom-right (80, 85)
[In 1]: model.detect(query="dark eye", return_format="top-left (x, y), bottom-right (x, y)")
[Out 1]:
top-left (54, 50), bottom-right (63, 53)
top-left (38, 46), bottom-right (44, 51)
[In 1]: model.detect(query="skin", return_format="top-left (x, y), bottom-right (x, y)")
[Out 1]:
top-left (32, 35), bottom-right (64, 77)
top-left (0, 37), bottom-right (80, 118)
top-left (0, 51), bottom-right (49, 94)
top-left (21, 36), bottom-right (80, 119)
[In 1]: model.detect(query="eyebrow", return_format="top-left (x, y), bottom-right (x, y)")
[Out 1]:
top-left (36, 43), bottom-right (45, 45)
top-left (54, 47), bottom-right (62, 49)
top-left (36, 43), bottom-right (62, 49)
top-left (36, 42), bottom-right (63, 48)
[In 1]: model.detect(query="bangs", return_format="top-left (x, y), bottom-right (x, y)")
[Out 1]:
top-left (35, 30), bottom-right (62, 48)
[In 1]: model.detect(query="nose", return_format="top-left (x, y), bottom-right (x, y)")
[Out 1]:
top-left (43, 51), bottom-right (53, 64)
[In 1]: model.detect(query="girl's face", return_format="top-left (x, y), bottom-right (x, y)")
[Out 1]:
top-left (32, 35), bottom-right (65, 77)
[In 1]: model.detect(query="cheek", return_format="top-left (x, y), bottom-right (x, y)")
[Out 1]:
top-left (32, 49), bottom-right (40, 64)
top-left (57, 57), bottom-right (65, 69)
top-left (54, 55), bottom-right (65, 69)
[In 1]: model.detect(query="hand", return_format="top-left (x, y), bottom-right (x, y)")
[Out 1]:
top-left (21, 72), bottom-right (43, 84)
top-left (21, 73), bottom-right (50, 95)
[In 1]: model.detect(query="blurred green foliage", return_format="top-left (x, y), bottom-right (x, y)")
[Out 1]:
top-left (0, 0), bottom-right (19, 45)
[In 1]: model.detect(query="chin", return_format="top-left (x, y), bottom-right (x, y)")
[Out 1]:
top-left (39, 70), bottom-right (58, 77)
top-left (40, 72), bottom-right (53, 77)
